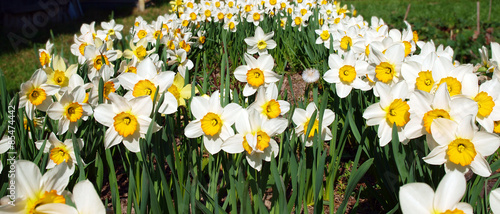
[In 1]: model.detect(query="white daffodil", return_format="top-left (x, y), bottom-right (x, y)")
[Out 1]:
top-left (248, 83), bottom-right (289, 120)
top-left (292, 102), bottom-right (335, 147)
top-left (84, 41), bottom-right (118, 80)
top-left (47, 86), bottom-right (93, 135)
top-left (244, 26), bottom-right (276, 55)
top-left (460, 74), bottom-right (500, 133)
top-left (362, 81), bottom-right (410, 146)
top-left (423, 115), bottom-right (500, 177)
top-left (0, 160), bottom-right (74, 213)
top-left (491, 188), bottom-right (500, 214)
top-left (223, 16), bottom-right (239, 32)
top-left (367, 44), bottom-right (405, 87)
top-left (167, 49), bottom-right (194, 78)
top-left (184, 91), bottom-right (242, 154)
top-left (38, 40), bottom-right (53, 68)
top-left (71, 180), bottom-right (106, 214)
top-left (119, 58), bottom-right (178, 115)
top-left (19, 69), bottom-right (60, 119)
top-left (221, 109), bottom-right (287, 171)
top-left (35, 132), bottom-right (84, 173)
top-left (88, 65), bottom-right (120, 107)
top-left (315, 24), bottom-right (333, 49)
top-left (234, 53), bottom-right (281, 97)
top-left (324, 51), bottom-right (371, 98)
top-left (94, 93), bottom-right (161, 153)
top-left (490, 42), bottom-right (500, 80)
top-left (97, 19), bottom-right (124, 41)
top-left (399, 170), bottom-right (473, 214)
top-left (405, 83), bottom-right (478, 143)
top-left (123, 38), bottom-right (155, 62)
top-left (246, 8), bottom-right (264, 26)
top-left (44, 55), bottom-right (78, 90)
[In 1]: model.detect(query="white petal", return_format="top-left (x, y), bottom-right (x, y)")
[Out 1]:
top-left (184, 120), bottom-right (203, 138)
top-left (399, 183), bottom-right (434, 214)
top-left (469, 154), bottom-right (491, 177)
top-left (490, 188), bottom-right (500, 214)
top-left (104, 128), bottom-right (123, 149)
top-left (423, 145), bottom-right (447, 165)
top-left (190, 97), bottom-right (209, 119)
top-left (434, 170), bottom-right (466, 212)
top-left (203, 136), bottom-right (223, 154)
top-left (473, 131), bottom-right (500, 156)
top-left (130, 95), bottom-right (153, 116)
top-left (94, 104), bottom-right (114, 127)
top-left (430, 118), bottom-right (457, 145)
top-left (221, 135), bottom-right (245, 154)
top-left (36, 203), bottom-right (78, 214)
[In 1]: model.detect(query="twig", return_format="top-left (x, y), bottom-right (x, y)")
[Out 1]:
top-left (488, 0), bottom-right (492, 21)
top-left (403, 4), bottom-right (411, 21)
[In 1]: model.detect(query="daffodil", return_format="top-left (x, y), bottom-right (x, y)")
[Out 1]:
top-left (405, 83), bottom-right (478, 143)
top-left (292, 102), bottom-right (335, 147)
top-left (362, 81), bottom-right (410, 146)
top-left (94, 93), bottom-right (161, 152)
top-left (367, 44), bottom-right (405, 86)
top-left (315, 24), bottom-right (333, 48)
top-left (123, 38), bottom-right (156, 62)
top-left (423, 115), bottom-right (500, 177)
top-left (489, 42), bottom-right (500, 80)
top-left (19, 69), bottom-right (60, 119)
top-left (324, 51), bottom-right (371, 98)
top-left (47, 86), bottom-right (93, 135)
top-left (0, 160), bottom-right (74, 213)
top-left (244, 26), bottom-right (276, 55)
top-left (35, 132), bottom-right (84, 173)
top-left (97, 19), bottom-right (124, 41)
top-left (167, 49), bottom-right (194, 78)
top-left (88, 65), bottom-right (120, 107)
top-left (399, 170), bottom-right (473, 214)
top-left (460, 74), bottom-right (500, 133)
top-left (221, 109), bottom-right (287, 171)
top-left (234, 53), bottom-right (281, 97)
top-left (43, 55), bottom-right (78, 94)
top-left (38, 40), bottom-right (53, 68)
top-left (248, 83), bottom-right (290, 120)
top-left (84, 41), bottom-right (118, 80)
top-left (246, 8), bottom-right (264, 26)
top-left (119, 58), bottom-right (178, 115)
top-left (491, 188), bottom-right (500, 214)
top-left (168, 72), bottom-right (197, 107)
top-left (223, 16), bottom-right (239, 32)
top-left (184, 91), bottom-right (242, 154)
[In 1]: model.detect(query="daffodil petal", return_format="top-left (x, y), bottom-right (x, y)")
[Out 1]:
top-left (399, 183), bottom-right (434, 214)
